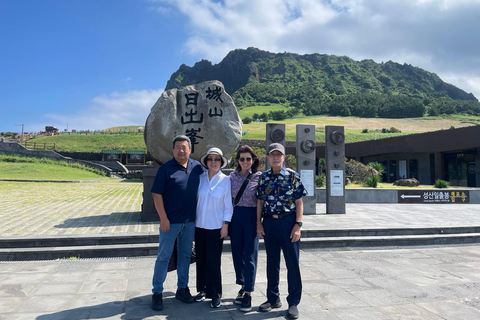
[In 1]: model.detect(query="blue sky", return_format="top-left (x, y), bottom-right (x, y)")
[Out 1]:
top-left (1, 0), bottom-right (480, 133)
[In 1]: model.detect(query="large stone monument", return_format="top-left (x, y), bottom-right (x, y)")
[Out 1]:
top-left (142, 80), bottom-right (242, 221)
top-left (144, 80), bottom-right (242, 164)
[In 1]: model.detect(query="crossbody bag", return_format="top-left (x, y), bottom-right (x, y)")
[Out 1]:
top-left (233, 172), bottom-right (253, 206)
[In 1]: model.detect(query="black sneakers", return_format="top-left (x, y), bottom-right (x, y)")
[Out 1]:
top-left (287, 305), bottom-right (299, 319)
top-left (151, 292), bottom-right (163, 311)
top-left (234, 288), bottom-right (245, 305)
top-left (211, 297), bottom-right (222, 308)
top-left (259, 298), bottom-right (282, 312)
top-left (194, 291), bottom-right (206, 302)
top-left (240, 293), bottom-right (252, 312)
top-left (175, 287), bottom-right (194, 303)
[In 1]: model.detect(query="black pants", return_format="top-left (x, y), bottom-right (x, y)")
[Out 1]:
top-left (230, 206), bottom-right (259, 292)
top-left (263, 213), bottom-right (302, 306)
top-left (195, 227), bottom-right (224, 299)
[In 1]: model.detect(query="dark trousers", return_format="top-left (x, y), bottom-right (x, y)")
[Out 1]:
top-left (262, 213), bottom-right (302, 306)
top-left (229, 206), bottom-right (259, 292)
top-left (195, 227), bottom-right (224, 299)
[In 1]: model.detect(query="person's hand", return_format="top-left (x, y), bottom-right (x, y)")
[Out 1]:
top-left (290, 224), bottom-right (301, 242)
top-left (160, 218), bottom-right (170, 233)
top-left (257, 222), bottom-right (265, 239)
top-left (220, 224), bottom-right (228, 239)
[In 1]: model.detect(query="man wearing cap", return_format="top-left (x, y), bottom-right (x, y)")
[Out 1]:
top-left (150, 135), bottom-right (204, 311)
top-left (256, 143), bottom-right (307, 320)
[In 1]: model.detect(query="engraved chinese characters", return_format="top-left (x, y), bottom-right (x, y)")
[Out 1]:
top-left (145, 80), bottom-right (242, 164)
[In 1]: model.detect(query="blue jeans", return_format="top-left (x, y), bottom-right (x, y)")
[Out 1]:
top-left (152, 221), bottom-right (195, 293)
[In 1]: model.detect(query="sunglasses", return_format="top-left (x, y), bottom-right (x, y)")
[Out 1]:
top-left (239, 157), bottom-right (252, 162)
top-left (207, 157), bottom-right (222, 162)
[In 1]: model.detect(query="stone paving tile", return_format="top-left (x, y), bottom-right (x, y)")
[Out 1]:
top-left (0, 180), bottom-right (156, 236)
top-left (2, 180), bottom-right (480, 237)
top-left (0, 246), bottom-right (480, 319)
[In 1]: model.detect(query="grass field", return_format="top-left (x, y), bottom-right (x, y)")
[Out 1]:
top-left (23, 113), bottom-right (480, 152)
top-left (240, 114), bottom-right (478, 141)
top-left (238, 104), bottom-right (295, 118)
top-left (26, 132), bottom-right (147, 152)
top-left (0, 154), bottom-right (107, 180)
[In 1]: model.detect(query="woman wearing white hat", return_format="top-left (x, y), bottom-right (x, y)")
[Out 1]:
top-left (194, 147), bottom-right (233, 308)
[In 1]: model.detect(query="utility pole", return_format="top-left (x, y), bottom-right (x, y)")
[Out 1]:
top-left (15, 124), bottom-right (24, 142)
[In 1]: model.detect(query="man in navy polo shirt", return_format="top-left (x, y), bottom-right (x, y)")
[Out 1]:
top-left (150, 135), bottom-right (204, 311)
top-left (256, 143), bottom-right (307, 320)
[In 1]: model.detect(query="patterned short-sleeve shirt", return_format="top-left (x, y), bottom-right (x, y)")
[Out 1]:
top-left (256, 167), bottom-right (308, 215)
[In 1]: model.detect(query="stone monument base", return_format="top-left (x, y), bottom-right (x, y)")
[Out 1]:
top-left (141, 167), bottom-right (159, 222)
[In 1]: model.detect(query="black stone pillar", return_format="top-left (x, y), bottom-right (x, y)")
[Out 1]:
top-left (141, 167), bottom-right (159, 222)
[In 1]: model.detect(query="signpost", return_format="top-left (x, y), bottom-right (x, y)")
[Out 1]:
top-left (397, 190), bottom-right (470, 203)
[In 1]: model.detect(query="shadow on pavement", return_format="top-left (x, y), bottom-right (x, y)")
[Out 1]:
top-left (35, 294), bottom-right (284, 320)
top-left (53, 212), bottom-right (158, 228)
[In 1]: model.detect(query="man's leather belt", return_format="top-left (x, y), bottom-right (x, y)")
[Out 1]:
top-left (264, 212), bottom-right (294, 219)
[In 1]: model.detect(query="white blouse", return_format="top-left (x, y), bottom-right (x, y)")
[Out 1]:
top-left (196, 170), bottom-right (233, 230)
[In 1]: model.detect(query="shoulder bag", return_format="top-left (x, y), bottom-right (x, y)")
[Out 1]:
top-left (233, 172), bottom-right (253, 206)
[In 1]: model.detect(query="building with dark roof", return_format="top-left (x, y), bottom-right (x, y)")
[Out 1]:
top-left (344, 125), bottom-right (480, 187)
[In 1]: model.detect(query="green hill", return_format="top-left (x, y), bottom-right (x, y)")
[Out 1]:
top-left (166, 47), bottom-right (480, 119)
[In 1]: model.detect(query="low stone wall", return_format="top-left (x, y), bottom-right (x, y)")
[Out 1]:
top-left (0, 141), bottom-right (65, 159)
top-left (91, 161), bottom-right (128, 173)
top-left (58, 151), bottom-right (103, 161)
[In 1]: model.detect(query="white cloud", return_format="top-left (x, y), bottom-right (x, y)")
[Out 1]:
top-left (45, 89), bottom-right (163, 131)
top-left (151, 0), bottom-right (480, 99)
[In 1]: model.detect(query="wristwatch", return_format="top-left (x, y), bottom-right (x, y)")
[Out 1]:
top-left (223, 221), bottom-right (230, 225)
top-left (295, 221), bottom-right (303, 227)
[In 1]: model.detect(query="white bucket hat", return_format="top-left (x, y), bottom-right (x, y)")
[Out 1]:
top-left (200, 147), bottom-right (228, 169)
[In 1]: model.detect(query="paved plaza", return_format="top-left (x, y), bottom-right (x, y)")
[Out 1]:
top-left (1, 245), bottom-right (480, 320)
top-left (1, 180), bottom-right (480, 319)
top-left (2, 180), bottom-right (480, 237)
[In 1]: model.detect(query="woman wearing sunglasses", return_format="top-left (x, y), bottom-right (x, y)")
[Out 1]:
top-left (194, 147), bottom-right (233, 308)
top-left (228, 145), bottom-right (261, 312)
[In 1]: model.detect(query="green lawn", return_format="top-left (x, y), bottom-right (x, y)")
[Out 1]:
top-left (241, 120), bottom-right (408, 142)
top-left (0, 155), bottom-right (107, 180)
top-left (23, 114), bottom-right (480, 151)
top-left (0, 162), bottom-right (105, 180)
top-left (26, 133), bottom-right (147, 152)
top-left (238, 104), bottom-right (295, 118)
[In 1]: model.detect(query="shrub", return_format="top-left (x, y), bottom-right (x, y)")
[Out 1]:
top-left (315, 174), bottom-right (325, 188)
top-left (345, 159), bottom-right (372, 183)
top-left (434, 179), bottom-right (449, 188)
top-left (367, 162), bottom-right (384, 175)
top-left (364, 175), bottom-right (381, 188)
top-left (361, 128), bottom-right (369, 133)
top-left (242, 117), bottom-right (253, 124)
top-left (380, 127), bottom-right (401, 133)
top-left (285, 154), bottom-right (296, 169)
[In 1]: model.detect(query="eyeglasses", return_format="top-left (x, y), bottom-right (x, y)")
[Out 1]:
top-left (268, 153), bottom-right (283, 158)
top-left (239, 157), bottom-right (252, 162)
top-left (207, 157), bottom-right (222, 162)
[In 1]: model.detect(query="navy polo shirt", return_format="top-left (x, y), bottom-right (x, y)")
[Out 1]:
top-left (151, 157), bottom-right (203, 224)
